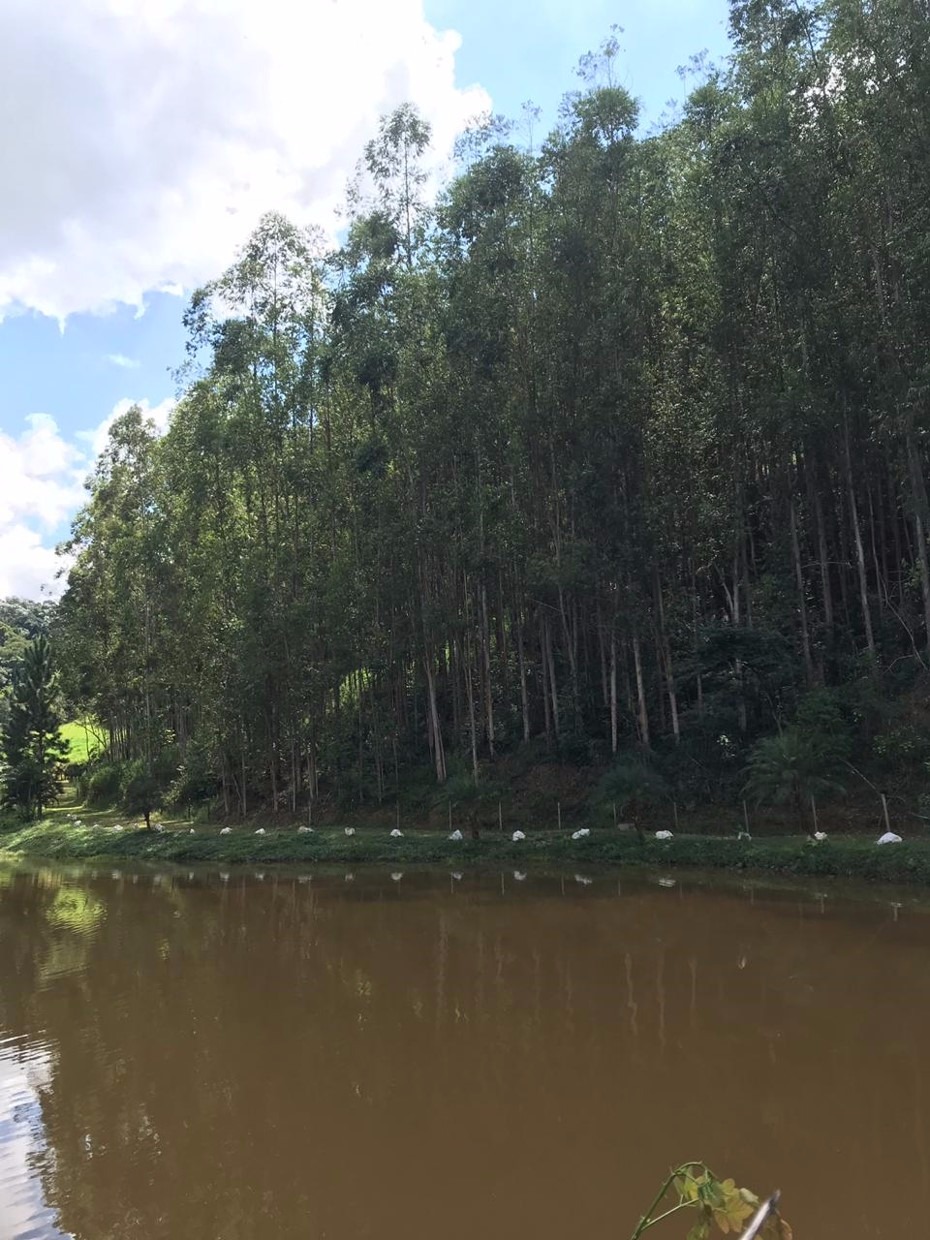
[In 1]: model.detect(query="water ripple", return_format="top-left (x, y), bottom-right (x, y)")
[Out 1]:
top-left (0, 1036), bottom-right (72, 1240)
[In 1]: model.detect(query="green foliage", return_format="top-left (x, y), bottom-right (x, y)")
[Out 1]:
top-left (49, 5), bottom-right (930, 823)
top-left (7, 811), bottom-right (930, 886)
top-left (120, 759), bottom-right (168, 829)
top-left (745, 688), bottom-right (853, 820)
top-left (79, 748), bottom-right (181, 826)
top-left (1, 635), bottom-right (69, 818)
top-left (80, 758), bottom-right (126, 806)
top-left (439, 770), bottom-right (485, 806)
top-left (744, 729), bottom-right (845, 822)
top-left (596, 754), bottom-right (669, 820)
top-left (0, 597), bottom-right (56, 728)
top-left (874, 725), bottom-right (930, 772)
top-left (0, 598), bottom-right (55, 641)
top-left (630, 1163), bottom-right (791, 1240)
top-left (164, 743), bottom-right (219, 809)
top-left (436, 769), bottom-right (507, 831)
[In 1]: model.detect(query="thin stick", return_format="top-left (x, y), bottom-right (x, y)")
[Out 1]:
top-left (673, 801), bottom-right (679, 832)
top-left (810, 793), bottom-right (818, 833)
top-left (498, 800), bottom-right (503, 832)
top-left (743, 799), bottom-right (750, 833)
top-left (613, 801), bottom-right (618, 828)
top-left (448, 800), bottom-right (452, 832)
top-left (741, 1193), bottom-right (782, 1240)
top-left (882, 792), bottom-right (891, 833)
top-left (557, 800), bottom-right (562, 832)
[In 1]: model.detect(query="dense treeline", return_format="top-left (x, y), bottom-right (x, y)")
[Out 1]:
top-left (57, 0), bottom-right (930, 819)
top-left (1, 634), bottom-right (68, 817)
top-left (0, 598), bottom-right (56, 725)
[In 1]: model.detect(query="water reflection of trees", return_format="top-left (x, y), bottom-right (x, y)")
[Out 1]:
top-left (0, 868), bottom-right (928, 1239)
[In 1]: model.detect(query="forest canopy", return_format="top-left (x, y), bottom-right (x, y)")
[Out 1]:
top-left (54, 0), bottom-right (930, 819)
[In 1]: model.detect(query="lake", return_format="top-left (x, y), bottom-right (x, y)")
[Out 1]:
top-left (0, 864), bottom-right (926, 1239)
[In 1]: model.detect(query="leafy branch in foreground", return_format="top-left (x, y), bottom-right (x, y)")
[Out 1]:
top-left (630, 1164), bottom-right (791, 1240)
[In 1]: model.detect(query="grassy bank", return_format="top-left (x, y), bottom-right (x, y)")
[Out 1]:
top-left (4, 808), bottom-right (930, 884)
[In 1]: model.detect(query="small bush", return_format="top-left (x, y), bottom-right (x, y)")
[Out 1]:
top-left (121, 759), bottom-right (165, 827)
top-left (81, 759), bottom-right (126, 805)
top-left (164, 744), bottom-right (218, 809)
top-left (744, 728), bottom-right (845, 826)
top-left (557, 729), bottom-right (603, 767)
top-left (874, 724), bottom-right (930, 772)
top-left (593, 752), bottom-right (668, 823)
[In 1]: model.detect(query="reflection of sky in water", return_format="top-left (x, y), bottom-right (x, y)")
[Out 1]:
top-left (0, 864), bottom-right (927, 1239)
top-left (0, 1036), bottom-right (72, 1240)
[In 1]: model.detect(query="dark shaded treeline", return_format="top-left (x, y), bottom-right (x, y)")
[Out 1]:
top-left (57, 0), bottom-right (930, 816)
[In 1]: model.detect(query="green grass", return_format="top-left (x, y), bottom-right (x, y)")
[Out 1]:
top-left (4, 805), bottom-right (930, 883)
top-left (59, 719), bottom-right (105, 764)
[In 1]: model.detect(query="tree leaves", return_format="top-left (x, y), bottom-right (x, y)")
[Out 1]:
top-left (632, 1163), bottom-right (790, 1240)
top-left (709, 1179), bottom-right (756, 1234)
top-left (1, 635), bottom-right (69, 817)
top-left (686, 1220), bottom-right (711, 1240)
top-left (53, 0), bottom-right (930, 819)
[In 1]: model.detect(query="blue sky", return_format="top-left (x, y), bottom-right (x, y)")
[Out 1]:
top-left (428, 0), bottom-right (730, 125)
top-left (0, 0), bottom-right (729, 599)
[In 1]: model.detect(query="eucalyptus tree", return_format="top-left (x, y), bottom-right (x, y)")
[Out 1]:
top-left (179, 212), bottom-right (332, 810)
top-left (54, 5), bottom-right (930, 817)
top-left (59, 406), bottom-right (170, 767)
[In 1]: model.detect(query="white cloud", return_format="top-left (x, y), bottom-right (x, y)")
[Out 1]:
top-left (106, 352), bottom-right (141, 369)
top-left (0, 0), bottom-right (489, 321)
top-left (0, 524), bottom-right (71, 600)
top-left (0, 413), bottom-right (86, 534)
top-left (0, 397), bottom-right (176, 598)
top-left (82, 395), bottom-right (176, 459)
top-left (0, 414), bottom-right (84, 597)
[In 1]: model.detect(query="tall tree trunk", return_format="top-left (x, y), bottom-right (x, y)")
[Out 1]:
top-left (541, 617), bottom-right (552, 745)
top-left (543, 615), bottom-right (560, 739)
top-left (479, 582), bottom-right (496, 757)
top-left (450, 636), bottom-right (463, 747)
top-left (424, 654), bottom-right (447, 784)
top-left (557, 584), bottom-right (581, 728)
top-left (812, 479), bottom-right (835, 637)
top-left (221, 753), bottom-right (230, 817)
top-left (609, 629), bottom-right (619, 756)
top-left (906, 430), bottom-right (930, 658)
top-left (891, 471), bottom-right (906, 610)
top-left (654, 575), bottom-right (680, 742)
top-left (844, 417), bottom-right (877, 665)
top-left (240, 726), bottom-right (248, 818)
top-left (465, 637), bottom-right (479, 785)
top-left (597, 610), bottom-right (609, 711)
top-left (632, 631), bottom-right (650, 749)
top-left (516, 605), bottom-right (531, 743)
top-left (789, 495), bottom-right (814, 683)
top-left (691, 569), bottom-right (704, 718)
top-left (730, 548), bottom-right (748, 735)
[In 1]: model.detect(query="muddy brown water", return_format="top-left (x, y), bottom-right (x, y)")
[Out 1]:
top-left (0, 864), bottom-right (927, 1240)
